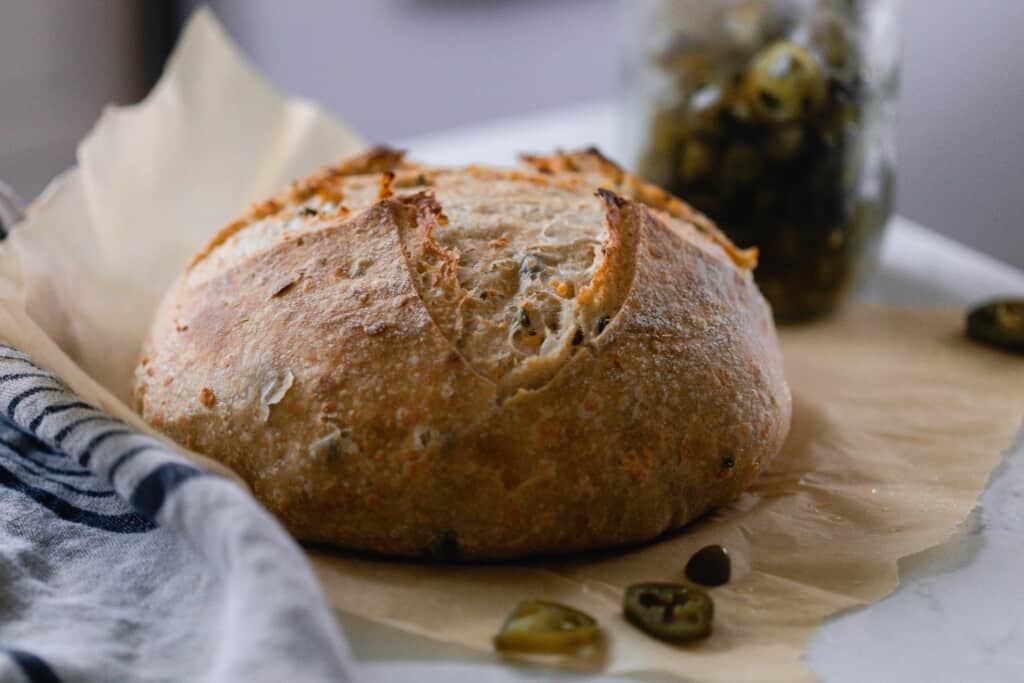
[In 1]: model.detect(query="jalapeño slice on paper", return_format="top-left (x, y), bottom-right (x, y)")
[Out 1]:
top-left (493, 600), bottom-right (598, 653)
top-left (624, 582), bottom-right (713, 643)
top-left (967, 299), bottom-right (1024, 354)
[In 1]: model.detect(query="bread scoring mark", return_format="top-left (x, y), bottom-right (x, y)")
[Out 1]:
top-left (572, 189), bottom-right (643, 347)
top-left (392, 192), bottom-right (495, 388)
top-left (387, 182), bottom-right (645, 402)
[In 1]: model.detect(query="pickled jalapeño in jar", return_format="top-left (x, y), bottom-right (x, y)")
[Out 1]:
top-left (624, 0), bottom-right (899, 320)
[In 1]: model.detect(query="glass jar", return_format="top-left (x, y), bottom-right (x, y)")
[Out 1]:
top-left (623, 0), bottom-right (899, 320)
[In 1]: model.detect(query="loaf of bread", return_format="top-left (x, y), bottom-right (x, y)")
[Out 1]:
top-left (134, 147), bottom-right (791, 559)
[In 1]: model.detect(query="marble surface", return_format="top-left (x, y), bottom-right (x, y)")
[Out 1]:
top-left (336, 100), bottom-right (1024, 682)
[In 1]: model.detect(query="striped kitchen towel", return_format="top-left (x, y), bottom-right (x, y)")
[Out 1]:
top-left (0, 186), bottom-right (356, 682)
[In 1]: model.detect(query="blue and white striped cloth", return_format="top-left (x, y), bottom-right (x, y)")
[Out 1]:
top-left (0, 187), bottom-right (356, 682)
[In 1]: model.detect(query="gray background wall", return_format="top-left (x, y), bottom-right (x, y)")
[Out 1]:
top-left (0, 1), bottom-right (154, 200)
top-left (2, 0), bottom-right (1022, 267)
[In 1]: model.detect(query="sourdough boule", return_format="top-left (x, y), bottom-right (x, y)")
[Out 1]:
top-left (134, 147), bottom-right (791, 559)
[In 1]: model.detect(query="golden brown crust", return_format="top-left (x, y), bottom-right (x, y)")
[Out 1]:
top-left (135, 149), bottom-right (790, 559)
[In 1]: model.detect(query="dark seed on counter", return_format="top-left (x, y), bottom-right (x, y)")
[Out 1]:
top-left (572, 328), bottom-right (584, 345)
top-left (685, 544), bottom-right (731, 587)
top-left (596, 316), bottom-right (610, 334)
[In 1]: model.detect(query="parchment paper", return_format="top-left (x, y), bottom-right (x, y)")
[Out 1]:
top-left (1, 10), bottom-right (1021, 682)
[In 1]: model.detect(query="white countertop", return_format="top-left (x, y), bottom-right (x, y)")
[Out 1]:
top-left (339, 100), bottom-right (1024, 683)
